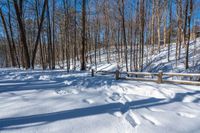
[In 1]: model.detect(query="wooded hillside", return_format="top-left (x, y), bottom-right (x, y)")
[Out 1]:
top-left (0, 0), bottom-right (200, 71)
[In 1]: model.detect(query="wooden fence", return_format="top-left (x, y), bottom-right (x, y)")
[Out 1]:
top-left (91, 69), bottom-right (200, 86)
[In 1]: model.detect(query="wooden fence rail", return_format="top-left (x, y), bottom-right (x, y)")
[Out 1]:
top-left (91, 69), bottom-right (200, 86)
top-left (123, 71), bottom-right (200, 85)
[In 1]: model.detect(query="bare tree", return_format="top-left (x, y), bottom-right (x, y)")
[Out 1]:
top-left (0, 7), bottom-right (16, 67)
top-left (13, 0), bottom-right (30, 69)
top-left (81, 0), bottom-right (86, 70)
top-left (31, 0), bottom-right (48, 69)
top-left (185, 0), bottom-right (193, 69)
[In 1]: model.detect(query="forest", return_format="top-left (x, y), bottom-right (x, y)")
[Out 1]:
top-left (0, 0), bottom-right (199, 72)
top-left (1, 1), bottom-right (200, 133)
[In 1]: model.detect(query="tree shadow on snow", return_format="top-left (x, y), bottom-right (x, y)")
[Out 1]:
top-left (0, 73), bottom-right (117, 93)
top-left (0, 90), bottom-right (200, 130)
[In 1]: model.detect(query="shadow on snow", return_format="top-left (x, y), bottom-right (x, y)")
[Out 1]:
top-left (0, 72), bottom-right (116, 93)
top-left (0, 90), bottom-right (200, 130)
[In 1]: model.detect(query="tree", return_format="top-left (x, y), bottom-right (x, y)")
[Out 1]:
top-left (140, 0), bottom-right (145, 71)
top-left (185, 0), bottom-right (193, 69)
top-left (31, 0), bottom-right (48, 69)
top-left (0, 0), bottom-right (198, 72)
top-left (81, 0), bottom-right (86, 70)
top-left (0, 7), bottom-right (16, 67)
top-left (168, 0), bottom-right (172, 62)
top-left (13, 0), bottom-right (30, 69)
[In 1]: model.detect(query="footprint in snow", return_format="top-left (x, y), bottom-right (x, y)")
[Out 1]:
top-left (148, 107), bottom-right (165, 112)
top-left (123, 95), bottom-right (132, 102)
top-left (56, 88), bottom-right (79, 95)
top-left (141, 114), bottom-right (162, 126)
top-left (109, 92), bottom-right (121, 101)
top-left (177, 112), bottom-right (196, 118)
top-left (113, 111), bottom-right (123, 117)
top-left (125, 110), bottom-right (141, 128)
top-left (39, 75), bottom-right (51, 80)
top-left (182, 95), bottom-right (197, 103)
top-left (83, 99), bottom-right (95, 104)
top-left (63, 80), bottom-right (73, 85)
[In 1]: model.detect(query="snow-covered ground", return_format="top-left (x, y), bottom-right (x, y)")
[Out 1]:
top-left (0, 69), bottom-right (200, 133)
top-left (144, 38), bottom-right (200, 73)
top-left (87, 38), bottom-right (200, 75)
top-left (0, 38), bottom-right (200, 133)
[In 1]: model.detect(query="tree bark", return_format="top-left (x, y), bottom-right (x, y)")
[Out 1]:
top-left (13, 0), bottom-right (30, 69)
top-left (31, 0), bottom-right (48, 69)
top-left (0, 8), bottom-right (16, 67)
top-left (81, 0), bottom-right (86, 70)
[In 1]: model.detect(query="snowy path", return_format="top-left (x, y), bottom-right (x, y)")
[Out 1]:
top-left (0, 69), bottom-right (200, 133)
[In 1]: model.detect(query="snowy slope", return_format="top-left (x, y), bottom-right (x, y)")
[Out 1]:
top-left (84, 38), bottom-right (200, 74)
top-left (143, 38), bottom-right (200, 73)
top-left (0, 69), bottom-right (200, 133)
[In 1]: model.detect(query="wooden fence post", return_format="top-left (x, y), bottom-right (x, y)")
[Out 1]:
top-left (157, 70), bottom-right (163, 84)
top-left (91, 69), bottom-right (94, 77)
top-left (115, 70), bottom-right (120, 80)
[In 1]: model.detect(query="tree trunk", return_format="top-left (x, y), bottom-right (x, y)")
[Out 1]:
top-left (81, 0), bottom-right (86, 70)
top-left (0, 8), bottom-right (16, 67)
top-left (185, 0), bottom-right (193, 69)
top-left (31, 0), bottom-right (48, 69)
top-left (13, 0), bottom-right (30, 69)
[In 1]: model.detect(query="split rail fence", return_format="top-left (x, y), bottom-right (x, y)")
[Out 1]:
top-left (91, 69), bottom-right (200, 86)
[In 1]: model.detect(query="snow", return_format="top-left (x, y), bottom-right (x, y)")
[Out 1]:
top-left (1, 38), bottom-right (200, 132)
top-left (0, 69), bottom-right (200, 133)
top-left (143, 38), bottom-right (200, 74)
